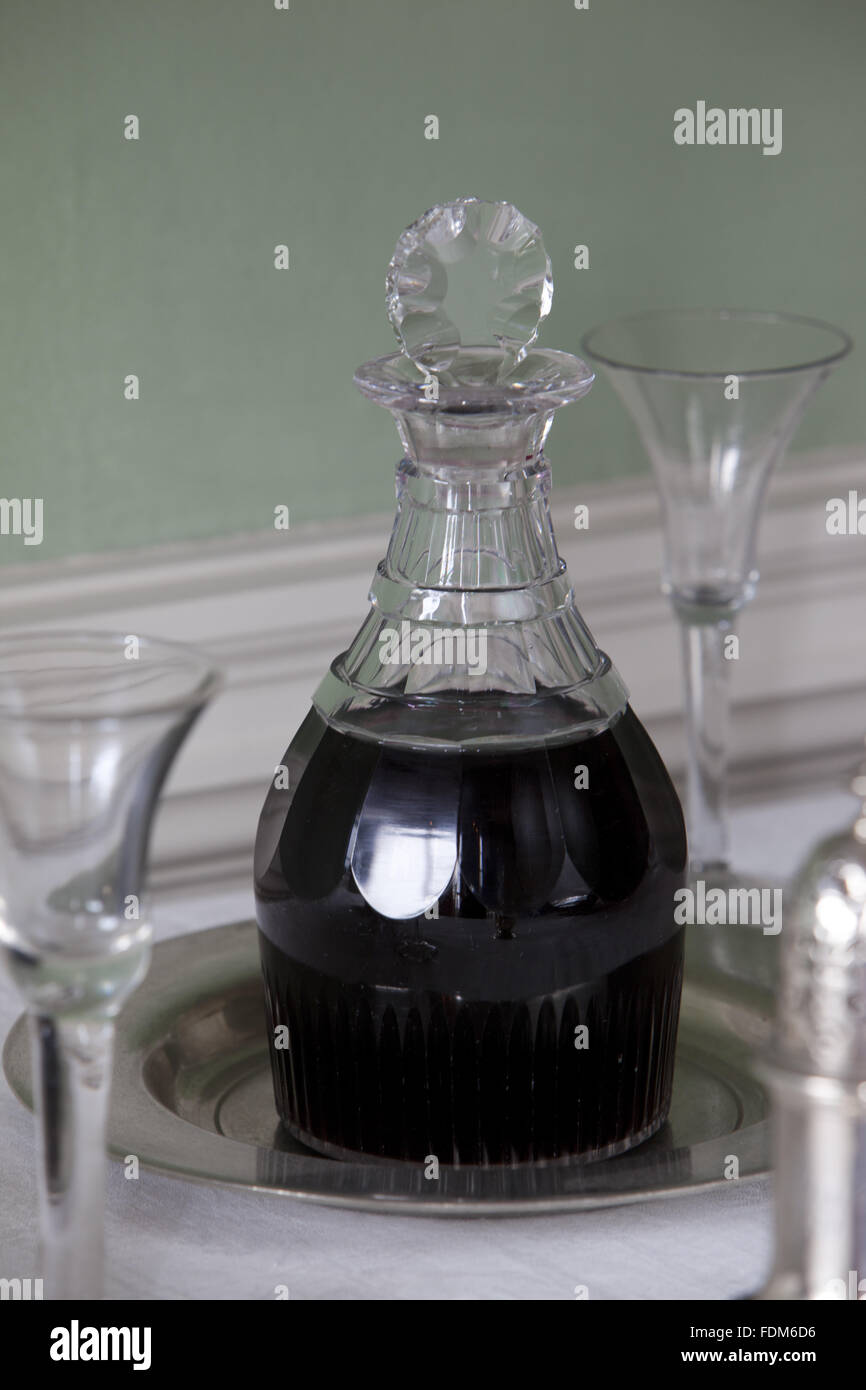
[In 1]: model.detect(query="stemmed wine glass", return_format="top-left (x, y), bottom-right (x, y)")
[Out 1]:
top-left (582, 309), bottom-right (852, 887)
top-left (0, 631), bottom-right (220, 1299)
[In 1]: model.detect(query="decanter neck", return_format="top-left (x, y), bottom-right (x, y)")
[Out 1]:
top-left (392, 406), bottom-right (554, 469)
top-left (385, 448), bottom-right (562, 591)
top-left (313, 354), bottom-right (630, 745)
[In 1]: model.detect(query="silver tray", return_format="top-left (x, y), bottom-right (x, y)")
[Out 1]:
top-left (3, 919), bottom-right (776, 1215)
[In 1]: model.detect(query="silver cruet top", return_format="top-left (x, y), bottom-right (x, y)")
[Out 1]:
top-left (771, 764), bottom-right (866, 1083)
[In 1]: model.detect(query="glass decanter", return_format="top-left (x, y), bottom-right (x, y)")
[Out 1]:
top-left (254, 198), bottom-right (687, 1167)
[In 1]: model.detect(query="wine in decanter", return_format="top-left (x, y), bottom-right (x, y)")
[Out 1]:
top-left (254, 198), bottom-right (687, 1166)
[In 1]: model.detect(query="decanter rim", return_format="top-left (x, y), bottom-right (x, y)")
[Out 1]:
top-left (354, 346), bottom-right (594, 413)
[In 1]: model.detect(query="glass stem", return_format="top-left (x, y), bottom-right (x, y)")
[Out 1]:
top-left (29, 1012), bottom-right (114, 1300)
top-left (679, 616), bottom-right (734, 879)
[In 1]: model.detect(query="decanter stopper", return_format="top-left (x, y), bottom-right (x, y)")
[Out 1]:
top-left (385, 197), bottom-right (553, 375)
top-left (755, 761), bottom-right (866, 1300)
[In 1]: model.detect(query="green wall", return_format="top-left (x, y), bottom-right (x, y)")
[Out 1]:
top-left (1, 0), bottom-right (863, 563)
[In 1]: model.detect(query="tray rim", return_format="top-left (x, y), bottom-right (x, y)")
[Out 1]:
top-left (2, 918), bottom-right (774, 1216)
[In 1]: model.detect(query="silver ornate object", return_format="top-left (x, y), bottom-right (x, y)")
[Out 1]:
top-left (756, 765), bottom-right (866, 1300)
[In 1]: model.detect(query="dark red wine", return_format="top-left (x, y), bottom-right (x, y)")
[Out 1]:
top-left (255, 704), bottom-right (686, 1166)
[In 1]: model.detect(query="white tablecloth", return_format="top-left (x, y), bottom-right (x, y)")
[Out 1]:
top-left (0, 787), bottom-right (855, 1300)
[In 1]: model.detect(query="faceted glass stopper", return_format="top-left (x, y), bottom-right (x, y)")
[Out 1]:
top-left (386, 197), bottom-right (553, 375)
